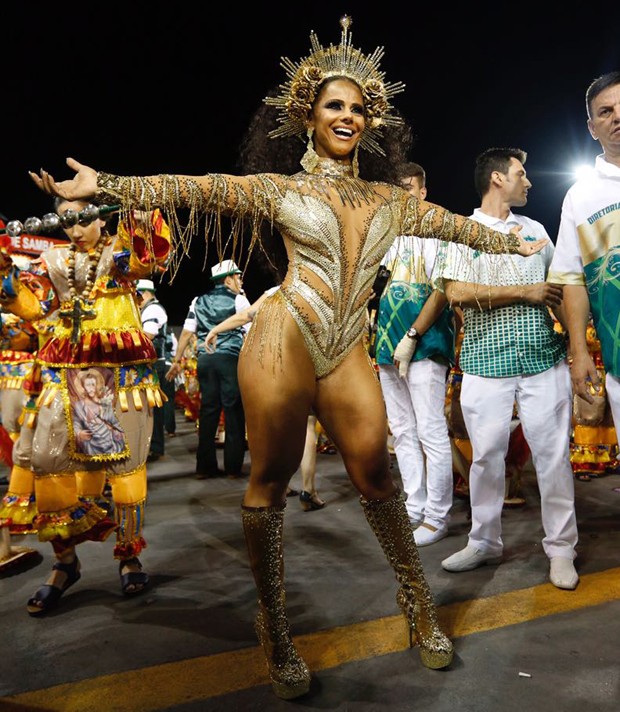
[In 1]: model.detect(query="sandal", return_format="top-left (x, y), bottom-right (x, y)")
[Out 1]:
top-left (299, 490), bottom-right (326, 511)
top-left (27, 555), bottom-right (81, 617)
top-left (119, 557), bottom-right (150, 596)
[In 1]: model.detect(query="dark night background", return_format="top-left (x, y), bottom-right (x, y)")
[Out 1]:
top-left (2, 1), bottom-right (619, 323)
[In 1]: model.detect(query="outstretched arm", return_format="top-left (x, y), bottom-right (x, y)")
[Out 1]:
top-left (30, 159), bottom-right (283, 277)
top-left (404, 196), bottom-right (548, 257)
top-left (29, 157), bottom-right (277, 218)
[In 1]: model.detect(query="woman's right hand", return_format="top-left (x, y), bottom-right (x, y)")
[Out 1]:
top-left (204, 331), bottom-right (218, 354)
top-left (29, 157), bottom-right (98, 200)
top-left (165, 363), bottom-right (180, 381)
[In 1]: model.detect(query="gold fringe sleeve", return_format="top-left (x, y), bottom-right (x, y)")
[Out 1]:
top-left (95, 172), bottom-right (286, 281)
top-left (402, 196), bottom-right (521, 254)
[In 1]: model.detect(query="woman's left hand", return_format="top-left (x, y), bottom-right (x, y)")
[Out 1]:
top-left (511, 225), bottom-right (548, 256)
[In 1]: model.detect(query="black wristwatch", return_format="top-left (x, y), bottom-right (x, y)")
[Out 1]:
top-left (406, 326), bottom-right (418, 339)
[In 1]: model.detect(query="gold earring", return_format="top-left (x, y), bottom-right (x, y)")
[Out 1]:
top-left (352, 143), bottom-right (360, 178)
top-left (300, 127), bottom-right (320, 173)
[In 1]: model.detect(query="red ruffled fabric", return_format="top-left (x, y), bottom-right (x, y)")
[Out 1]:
top-left (37, 331), bottom-right (156, 367)
top-left (114, 536), bottom-right (147, 560)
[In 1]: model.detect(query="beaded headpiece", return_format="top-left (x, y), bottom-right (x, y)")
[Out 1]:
top-left (265, 15), bottom-right (405, 155)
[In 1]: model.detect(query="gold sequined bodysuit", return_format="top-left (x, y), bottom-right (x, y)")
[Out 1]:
top-left (97, 159), bottom-right (518, 378)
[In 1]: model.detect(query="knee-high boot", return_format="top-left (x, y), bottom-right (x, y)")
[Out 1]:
top-left (241, 503), bottom-right (311, 699)
top-left (360, 489), bottom-right (453, 669)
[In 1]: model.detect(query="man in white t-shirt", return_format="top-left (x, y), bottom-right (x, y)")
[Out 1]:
top-left (374, 163), bottom-right (455, 547)
top-left (548, 70), bottom-right (620, 437)
top-left (438, 147), bottom-right (578, 590)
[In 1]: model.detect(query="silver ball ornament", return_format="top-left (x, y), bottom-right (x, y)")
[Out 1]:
top-left (41, 213), bottom-right (61, 232)
top-left (23, 217), bottom-right (43, 235)
top-left (59, 209), bottom-right (79, 228)
top-left (79, 204), bottom-right (100, 225)
top-left (6, 220), bottom-right (24, 237)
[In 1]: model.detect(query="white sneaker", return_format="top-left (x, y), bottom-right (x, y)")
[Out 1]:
top-left (409, 516), bottom-right (423, 530)
top-left (441, 545), bottom-right (503, 572)
top-left (414, 522), bottom-right (448, 547)
top-left (549, 557), bottom-right (579, 590)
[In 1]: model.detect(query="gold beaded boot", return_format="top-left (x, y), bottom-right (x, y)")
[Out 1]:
top-left (241, 504), bottom-right (311, 699)
top-left (360, 489), bottom-right (454, 669)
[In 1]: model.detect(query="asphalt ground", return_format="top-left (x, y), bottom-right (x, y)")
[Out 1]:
top-left (2, 414), bottom-right (620, 711)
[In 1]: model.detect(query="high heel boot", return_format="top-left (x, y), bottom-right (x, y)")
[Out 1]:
top-left (360, 489), bottom-right (454, 669)
top-left (241, 504), bottom-right (311, 699)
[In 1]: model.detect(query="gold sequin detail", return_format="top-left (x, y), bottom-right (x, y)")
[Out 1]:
top-left (361, 489), bottom-right (453, 668)
top-left (96, 160), bottom-right (517, 378)
top-left (241, 504), bottom-right (311, 698)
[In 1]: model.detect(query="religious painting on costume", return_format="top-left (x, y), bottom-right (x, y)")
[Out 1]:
top-left (65, 366), bottom-right (129, 461)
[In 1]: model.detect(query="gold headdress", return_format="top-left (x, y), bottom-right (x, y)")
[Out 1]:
top-left (265, 15), bottom-right (405, 155)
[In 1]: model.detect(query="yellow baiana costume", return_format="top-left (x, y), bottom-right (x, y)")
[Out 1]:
top-left (0, 210), bottom-right (170, 559)
top-left (0, 306), bottom-right (46, 535)
top-left (0, 282), bottom-right (50, 569)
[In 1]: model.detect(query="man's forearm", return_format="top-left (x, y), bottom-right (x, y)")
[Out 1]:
top-left (445, 280), bottom-right (525, 311)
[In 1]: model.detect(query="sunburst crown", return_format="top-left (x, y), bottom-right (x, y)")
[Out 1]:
top-left (264, 15), bottom-right (405, 155)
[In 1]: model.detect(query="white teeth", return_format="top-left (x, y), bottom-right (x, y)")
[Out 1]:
top-left (334, 128), bottom-right (353, 137)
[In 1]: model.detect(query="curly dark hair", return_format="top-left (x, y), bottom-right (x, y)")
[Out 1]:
top-left (237, 79), bottom-right (414, 280)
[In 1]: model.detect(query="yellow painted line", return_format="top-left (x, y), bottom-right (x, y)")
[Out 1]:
top-left (5, 567), bottom-right (620, 711)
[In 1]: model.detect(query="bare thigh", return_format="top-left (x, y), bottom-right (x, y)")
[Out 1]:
top-left (238, 304), bottom-right (317, 506)
top-left (315, 343), bottom-right (394, 500)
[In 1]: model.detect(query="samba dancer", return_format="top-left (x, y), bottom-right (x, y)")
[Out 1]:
top-left (30, 16), bottom-right (547, 698)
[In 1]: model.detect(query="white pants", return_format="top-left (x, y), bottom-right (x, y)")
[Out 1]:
top-left (461, 361), bottom-right (578, 559)
top-left (379, 359), bottom-right (453, 527)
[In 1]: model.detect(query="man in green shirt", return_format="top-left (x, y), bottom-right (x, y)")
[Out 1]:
top-left (438, 147), bottom-right (579, 590)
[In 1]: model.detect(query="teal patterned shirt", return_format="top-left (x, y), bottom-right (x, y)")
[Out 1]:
top-left (375, 236), bottom-right (455, 366)
top-left (437, 210), bottom-right (566, 377)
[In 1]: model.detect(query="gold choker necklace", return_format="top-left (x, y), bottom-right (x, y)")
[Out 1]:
top-left (295, 157), bottom-right (375, 207)
top-left (60, 240), bottom-right (106, 344)
top-left (307, 157), bottom-right (354, 177)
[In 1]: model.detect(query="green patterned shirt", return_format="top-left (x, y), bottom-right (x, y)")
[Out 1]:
top-left (436, 210), bottom-right (566, 377)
